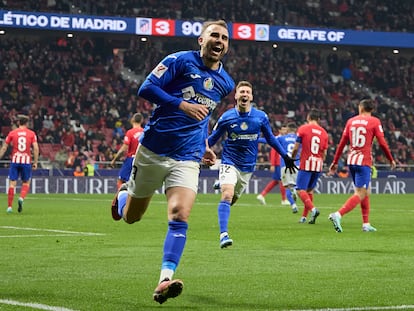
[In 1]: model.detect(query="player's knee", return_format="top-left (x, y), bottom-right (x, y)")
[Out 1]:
top-left (221, 194), bottom-right (233, 203)
top-left (221, 189), bottom-right (234, 201)
top-left (169, 207), bottom-right (191, 222)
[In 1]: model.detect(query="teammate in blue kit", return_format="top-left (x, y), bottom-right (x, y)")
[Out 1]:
top-left (208, 81), bottom-right (297, 248)
top-left (110, 20), bottom-right (235, 304)
top-left (277, 122), bottom-right (300, 213)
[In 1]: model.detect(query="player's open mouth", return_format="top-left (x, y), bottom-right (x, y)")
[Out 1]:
top-left (211, 46), bottom-right (223, 55)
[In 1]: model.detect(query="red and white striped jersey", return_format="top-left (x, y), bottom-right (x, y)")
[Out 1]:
top-left (269, 147), bottom-right (281, 166)
top-left (333, 114), bottom-right (393, 167)
top-left (296, 123), bottom-right (328, 172)
top-left (5, 127), bottom-right (37, 164)
top-left (124, 127), bottom-right (144, 157)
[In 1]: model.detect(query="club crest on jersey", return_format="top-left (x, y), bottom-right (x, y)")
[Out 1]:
top-left (203, 77), bottom-right (214, 91)
top-left (152, 63), bottom-right (168, 78)
top-left (240, 122), bottom-right (248, 130)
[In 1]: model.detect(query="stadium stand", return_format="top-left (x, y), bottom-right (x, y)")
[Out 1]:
top-left (2, 0), bottom-right (413, 32)
top-left (0, 1), bottom-right (413, 171)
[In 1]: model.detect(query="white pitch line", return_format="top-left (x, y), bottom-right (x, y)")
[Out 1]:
top-left (297, 308), bottom-right (414, 311)
top-left (0, 298), bottom-right (79, 311)
top-left (0, 234), bottom-right (97, 238)
top-left (0, 226), bottom-right (105, 236)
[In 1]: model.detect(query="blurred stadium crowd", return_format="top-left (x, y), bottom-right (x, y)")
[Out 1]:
top-left (3, 0), bottom-right (414, 32)
top-left (0, 0), bottom-right (413, 171)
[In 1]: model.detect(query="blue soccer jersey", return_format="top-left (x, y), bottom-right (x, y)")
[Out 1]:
top-left (208, 107), bottom-right (287, 172)
top-left (138, 50), bottom-right (235, 161)
top-left (278, 133), bottom-right (300, 167)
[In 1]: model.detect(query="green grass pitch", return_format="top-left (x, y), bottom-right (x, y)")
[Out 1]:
top-left (1, 193), bottom-right (413, 311)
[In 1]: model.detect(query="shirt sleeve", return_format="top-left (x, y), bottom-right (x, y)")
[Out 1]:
top-left (207, 118), bottom-right (227, 147)
top-left (375, 122), bottom-right (394, 162)
top-left (261, 117), bottom-right (287, 157)
top-left (137, 55), bottom-right (183, 108)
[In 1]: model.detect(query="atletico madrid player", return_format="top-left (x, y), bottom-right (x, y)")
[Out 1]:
top-left (0, 115), bottom-right (39, 213)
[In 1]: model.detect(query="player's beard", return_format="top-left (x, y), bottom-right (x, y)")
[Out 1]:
top-left (202, 43), bottom-right (225, 63)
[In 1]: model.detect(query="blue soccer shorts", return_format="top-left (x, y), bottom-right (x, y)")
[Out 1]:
top-left (349, 165), bottom-right (371, 189)
top-left (8, 163), bottom-right (32, 182)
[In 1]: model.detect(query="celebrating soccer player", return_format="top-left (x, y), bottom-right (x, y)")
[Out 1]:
top-left (277, 122), bottom-right (301, 214)
top-left (208, 80), bottom-right (297, 248)
top-left (110, 20), bottom-right (235, 304)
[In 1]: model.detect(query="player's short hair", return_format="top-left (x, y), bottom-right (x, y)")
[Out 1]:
top-left (200, 20), bottom-right (228, 35)
top-left (17, 114), bottom-right (29, 126)
top-left (236, 80), bottom-right (252, 90)
top-left (359, 98), bottom-right (375, 112)
top-left (307, 108), bottom-right (320, 121)
top-left (286, 122), bottom-right (297, 132)
top-left (132, 112), bottom-right (143, 124)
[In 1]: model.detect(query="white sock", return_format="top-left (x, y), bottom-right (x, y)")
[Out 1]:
top-left (220, 232), bottom-right (228, 239)
top-left (117, 190), bottom-right (128, 200)
top-left (159, 269), bottom-right (174, 283)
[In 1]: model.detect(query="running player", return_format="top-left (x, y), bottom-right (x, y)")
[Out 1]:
top-left (110, 20), bottom-right (235, 304)
top-left (0, 115), bottom-right (39, 213)
top-left (110, 113), bottom-right (144, 189)
top-left (208, 80), bottom-right (296, 248)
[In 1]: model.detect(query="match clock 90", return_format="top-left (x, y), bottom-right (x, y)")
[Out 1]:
top-left (153, 20), bottom-right (270, 41)
top-left (175, 20), bottom-right (204, 37)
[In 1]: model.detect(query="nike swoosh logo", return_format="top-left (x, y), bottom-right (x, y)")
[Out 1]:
top-left (173, 234), bottom-right (186, 238)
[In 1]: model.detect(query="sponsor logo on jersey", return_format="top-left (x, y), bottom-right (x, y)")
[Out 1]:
top-left (181, 85), bottom-right (217, 111)
top-left (229, 133), bottom-right (258, 141)
top-left (230, 132), bottom-right (238, 140)
top-left (194, 93), bottom-right (217, 111)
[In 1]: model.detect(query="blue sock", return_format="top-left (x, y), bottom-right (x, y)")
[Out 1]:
top-left (117, 190), bottom-right (128, 217)
top-left (218, 200), bottom-right (231, 233)
top-left (161, 260), bottom-right (176, 271)
top-left (286, 189), bottom-right (295, 205)
top-left (162, 221), bottom-right (188, 269)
